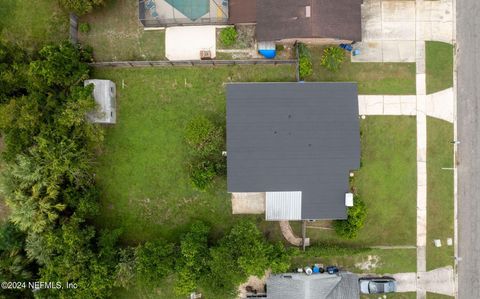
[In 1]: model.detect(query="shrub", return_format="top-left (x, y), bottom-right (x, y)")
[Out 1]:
top-left (189, 160), bottom-right (217, 190)
top-left (296, 43), bottom-right (313, 80)
top-left (333, 196), bottom-right (367, 239)
top-left (79, 23), bottom-right (90, 33)
top-left (320, 46), bottom-right (345, 72)
top-left (220, 27), bottom-right (238, 47)
top-left (59, 0), bottom-right (105, 15)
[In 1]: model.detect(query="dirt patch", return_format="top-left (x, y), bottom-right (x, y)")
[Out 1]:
top-left (217, 25), bottom-right (256, 49)
top-left (237, 270), bottom-right (270, 299)
top-left (355, 255), bottom-right (380, 271)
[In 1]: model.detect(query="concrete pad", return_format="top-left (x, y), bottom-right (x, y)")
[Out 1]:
top-left (392, 272), bottom-right (417, 292)
top-left (351, 42), bottom-right (383, 62)
top-left (382, 1), bottom-right (416, 22)
top-left (165, 26), bottom-right (216, 61)
top-left (416, 42), bottom-right (426, 74)
top-left (362, 20), bottom-right (383, 40)
top-left (382, 21), bottom-right (416, 40)
top-left (426, 88), bottom-right (454, 123)
top-left (431, 21), bottom-right (453, 43)
top-left (383, 96), bottom-right (401, 114)
top-left (382, 41), bottom-right (416, 62)
top-left (231, 192), bottom-right (265, 214)
top-left (420, 266), bottom-right (455, 296)
top-left (364, 96), bottom-right (384, 114)
top-left (358, 95), bottom-right (367, 115)
top-left (416, 22), bottom-right (433, 41)
top-left (400, 96), bottom-right (417, 115)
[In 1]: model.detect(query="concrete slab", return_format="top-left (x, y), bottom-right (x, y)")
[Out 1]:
top-left (165, 26), bottom-right (216, 61)
top-left (358, 95), bottom-right (367, 115)
top-left (382, 1), bottom-right (416, 22)
top-left (364, 95), bottom-right (384, 114)
top-left (382, 21), bottom-right (416, 40)
top-left (383, 96), bottom-right (401, 114)
top-left (231, 192), bottom-right (265, 214)
top-left (417, 74), bottom-right (427, 95)
top-left (351, 42), bottom-right (383, 62)
top-left (382, 41), bottom-right (416, 62)
top-left (431, 21), bottom-right (454, 43)
top-left (419, 266), bottom-right (455, 296)
top-left (400, 96), bottom-right (418, 115)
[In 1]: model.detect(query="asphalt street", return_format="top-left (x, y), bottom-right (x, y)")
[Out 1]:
top-left (457, 0), bottom-right (480, 298)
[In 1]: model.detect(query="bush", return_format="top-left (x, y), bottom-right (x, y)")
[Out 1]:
top-left (333, 197), bottom-right (367, 239)
top-left (220, 27), bottom-right (238, 47)
top-left (320, 46), bottom-right (345, 72)
top-left (296, 43), bottom-right (313, 80)
top-left (79, 23), bottom-right (90, 33)
top-left (59, 0), bottom-right (105, 15)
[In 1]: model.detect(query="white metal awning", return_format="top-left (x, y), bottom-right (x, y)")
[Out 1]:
top-left (265, 191), bottom-right (302, 220)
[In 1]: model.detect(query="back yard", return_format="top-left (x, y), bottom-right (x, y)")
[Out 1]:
top-left (93, 65), bottom-right (296, 244)
top-left (79, 0), bottom-right (165, 61)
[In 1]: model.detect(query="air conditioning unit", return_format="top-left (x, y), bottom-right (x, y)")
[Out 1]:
top-left (345, 193), bottom-right (354, 207)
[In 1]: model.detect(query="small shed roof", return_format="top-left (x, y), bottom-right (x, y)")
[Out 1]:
top-left (84, 79), bottom-right (116, 124)
top-left (226, 82), bottom-right (360, 220)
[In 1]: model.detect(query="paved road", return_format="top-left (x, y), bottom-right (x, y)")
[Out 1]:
top-left (457, 0), bottom-right (480, 298)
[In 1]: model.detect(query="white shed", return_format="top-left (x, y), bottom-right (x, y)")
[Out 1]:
top-left (84, 79), bottom-right (116, 124)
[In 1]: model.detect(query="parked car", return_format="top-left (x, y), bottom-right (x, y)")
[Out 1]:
top-left (359, 277), bottom-right (397, 294)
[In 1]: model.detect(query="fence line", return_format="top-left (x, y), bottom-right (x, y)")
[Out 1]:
top-left (89, 59), bottom-right (298, 68)
top-left (69, 13), bottom-right (78, 44)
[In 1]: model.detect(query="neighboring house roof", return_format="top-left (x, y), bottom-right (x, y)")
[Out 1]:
top-left (226, 83), bottom-right (360, 220)
top-left (84, 79), bottom-right (116, 124)
top-left (228, 0), bottom-right (256, 24)
top-left (266, 273), bottom-right (360, 299)
top-left (229, 0), bottom-right (362, 42)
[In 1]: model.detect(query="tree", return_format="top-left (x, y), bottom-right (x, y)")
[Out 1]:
top-left (320, 46), bottom-right (345, 72)
top-left (174, 222), bottom-right (210, 295)
top-left (135, 240), bottom-right (175, 285)
top-left (333, 196), bottom-right (367, 239)
top-left (59, 0), bottom-right (106, 15)
top-left (0, 40), bottom-right (29, 103)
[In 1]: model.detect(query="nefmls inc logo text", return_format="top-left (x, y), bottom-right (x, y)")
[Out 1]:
top-left (30, 281), bottom-right (62, 289)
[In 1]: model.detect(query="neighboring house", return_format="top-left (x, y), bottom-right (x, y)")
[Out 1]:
top-left (84, 79), bottom-right (116, 124)
top-left (226, 83), bottom-right (360, 220)
top-left (139, 0), bottom-right (362, 43)
top-left (260, 272), bottom-right (360, 299)
top-left (230, 0), bottom-right (362, 43)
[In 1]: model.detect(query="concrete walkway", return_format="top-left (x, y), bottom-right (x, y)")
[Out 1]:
top-left (279, 221), bottom-right (310, 247)
top-left (358, 88), bottom-right (455, 123)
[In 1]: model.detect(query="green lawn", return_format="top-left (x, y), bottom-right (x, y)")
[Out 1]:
top-left (427, 293), bottom-right (454, 299)
top-left (362, 293), bottom-right (416, 299)
top-left (79, 0), bottom-right (165, 61)
top-left (0, 0), bottom-right (68, 50)
top-left (426, 118), bottom-right (454, 270)
top-left (426, 41), bottom-right (454, 94)
top-left (93, 65), bottom-right (296, 244)
top-left (306, 46), bottom-right (416, 95)
top-left (306, 116), bottom-right (417, 246)
top-left (293, 248), bottom-right (417, 274)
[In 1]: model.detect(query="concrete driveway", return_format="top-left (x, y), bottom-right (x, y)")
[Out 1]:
top-left (353, 0), bottom-right (453, 63)
top-left (389, 266), bottom-right (455, 296)
top-left (165, 26), bottom-right (217, 60)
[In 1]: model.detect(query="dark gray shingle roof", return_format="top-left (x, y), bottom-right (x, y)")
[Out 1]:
top-left (226, 83), bottom-right (360, 220)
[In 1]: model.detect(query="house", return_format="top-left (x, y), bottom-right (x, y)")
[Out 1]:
top-left (226, 83), bottom-right (360, 220)
top-left (230, 0), bottom-right (362, 43)
top-left (84, 79), bottom-right (116, 124)
top-left (139, 0), bottom-right (362, 44)
top-left (261, 272), bottom-right (360, 299)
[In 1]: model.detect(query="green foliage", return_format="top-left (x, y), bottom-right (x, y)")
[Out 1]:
top-left (207, 220), bottom-right (291, 293)
top-left (185, 116), bottom-right (225, 190)
top-left (174, 222), bottom-right (210, 295)
top-left (0, 41), bottom-right (29, 103)
top-left (219, 27), bottom-right (238, 47)
top-left (79, 22), bottom-right (90, 33)
top-left (334, 197), bottom-right (367, 239)
top-left (135, 240), bottom-right (175, 285)
top-left (296, 43), bottom-right (313, 79)
top-left (320, 46), bottom-right (345, 72)
top-left (59, 0), bottom-right (105, 15)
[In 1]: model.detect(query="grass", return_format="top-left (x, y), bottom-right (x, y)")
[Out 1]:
top-left (426, 41), bottom-right (454, 94)
top-left (292, 248), bottom-right (417, 274)
top-left (426, 293), bottom-right (454, 299)
top-left (426, 118), bottom-right (454, 270)
top-left (92, 65), bottom-right (296, 244)
top-left (0, 0), bottom-right (68, 50)
top-left (362, 293), bottom-right (416, 299)
top-left (306, 46), bottom-right (416, 95)
top-left (79, 0), bottom-right (165, 61)
top-left (307, 116), bottom-right (417, 246)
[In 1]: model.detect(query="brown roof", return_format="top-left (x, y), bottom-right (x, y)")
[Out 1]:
top-left (229, 0), bottom-right (257, 24)
top-left (252, 0), bottom-right (362, 41)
